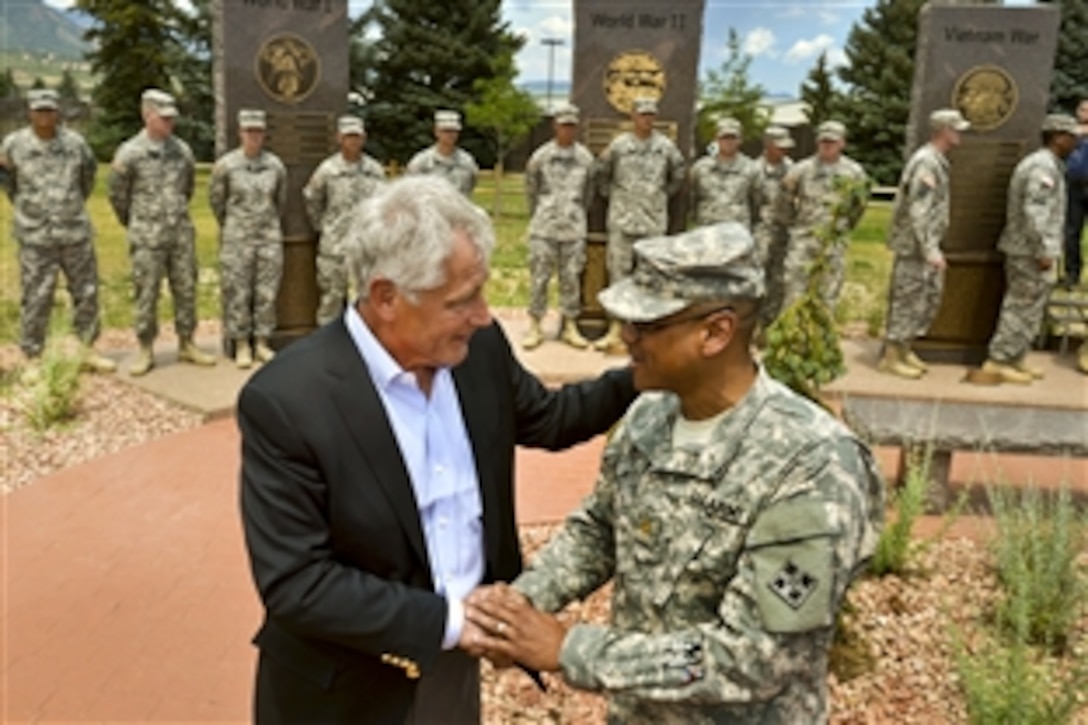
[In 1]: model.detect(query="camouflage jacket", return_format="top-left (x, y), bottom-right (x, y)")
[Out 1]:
top-left (774, 155), bottom-right (868, 237)
top-left (887, 143), bottom-right (950, 260)
top-left (0, 126), bottom-right (96, 247)
top-left (303, 152), bottom-right (386, 257)
top-left (406, 145), bottom-right (478, 197)
top-left (209, 148), bottom-right (287, 245)
top-left (108, 130), bottom-right (195, 248)
top-left (525, 139), bottom-right (595, 243)
top-left (754, 156), bottom-right (793, 231)
top-left (597, 131), bottom-right (685, 237)
top-left (689, 153), bottom-right (761, 229)
top-left (515, 368), bottom-right (884, 724)
top-left (997, 148), bottom-right (1067, 259)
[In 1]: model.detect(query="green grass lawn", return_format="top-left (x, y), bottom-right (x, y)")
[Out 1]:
top-left (0, 167), bottom-right (895, 346)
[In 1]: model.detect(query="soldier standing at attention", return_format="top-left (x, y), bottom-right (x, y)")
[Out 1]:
top-left (108, 88), bottom-right (215, 376)
top-left (467, 223), bottom-right (883, 724)
top-left (209, 109), bottom-right (287, 369)
top-left (303, 115), bottom-right (386, 326)
top-left (0, 89), bottom-right (116, 378)
top-left (521, 103), bottom-right (594, 351)
top-left (688, 117), bottom-right (761, 231)
top-left (593, 96), bottom-right (685, 351)
top-left (775, 120), bottom-right (868, 314)
top-left (406, 110), bottom-right (479, 197)
top-left (981, 114), bottom-right (1079, 384)
top-left (753, 125), bottom-right (795, 328)
top-left (879, 109), bottom-right (969, 379)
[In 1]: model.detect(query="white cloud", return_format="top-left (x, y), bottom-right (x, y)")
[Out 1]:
top-left (743, 27), bottom-right (776, 58)
top-left (539, 14), bottom-right (573, 38)
top-left (784, 34), bottom-right (837, 64)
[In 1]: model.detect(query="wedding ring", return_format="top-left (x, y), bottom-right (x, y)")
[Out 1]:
top-left (496, 621), bottom-right (507, 635)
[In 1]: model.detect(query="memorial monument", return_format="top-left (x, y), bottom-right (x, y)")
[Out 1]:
top-left (907, 1), bottom-right (1060, 360)
top-left (212, 0), bottom-right (349, 348)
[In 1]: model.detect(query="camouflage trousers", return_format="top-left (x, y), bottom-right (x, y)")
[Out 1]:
top-left (755, 224), bottom-right (788, 326)
top-left (130, 236), bottom-right (198, 345)
top-left (220, 241), bottom-right (283, 339)
top-left (315, 252), bottom-right (349, 327)
top-left (18, 241), bottom-right (101, 358)
top-left (884, 255), bottom-right (945, 343)
top-left (988, 255), bottom-right (1054, 363)
top-left (606, 229), bottom-right (645, 284)
top-left (781, 232), bottom-right (847, 314)
top-left (528, 236), bottom-right (585, 320)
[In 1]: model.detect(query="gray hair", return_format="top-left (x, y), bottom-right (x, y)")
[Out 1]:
top-left (345, 176), bottom-right (495, 303)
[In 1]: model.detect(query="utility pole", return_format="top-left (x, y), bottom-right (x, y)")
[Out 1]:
top-left (541, 38), bottom-right (565, 113)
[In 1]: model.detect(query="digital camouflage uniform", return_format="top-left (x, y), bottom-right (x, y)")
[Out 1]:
top-left (754, 156), bottom-right (793, 325)
top-left (303, 151), bottom-right (386, 325)
top-left (209, 147), bottom-right (287, 340)
top-left (0, 124), bottom-right (100, 358)
top-left (775, 155), bottom-right (868, 312)
top-left (596, 131), bottom-right (686, 282)
top-left (515, 370), bottom-right (884, 724)
top-left (885, 143), bottom-right (950, 344)
top-left (524, 139), bottom-right (595, 320)
top-left (988, 148), bottom-right (1066, 363)
top-left (108, 130), bottom-right (199, 345)
top-left (688, 153), bottom-right (761, 230)
top-left (406, 145), bottom-right (478, 198)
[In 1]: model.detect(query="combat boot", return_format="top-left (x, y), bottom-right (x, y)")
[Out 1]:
top-left (521, 317), bottom-right (544, 350)
top-left (981, 359), bottom-right (1033, 385)
top-left (80, 346), bottom-right (117, 374)
top-left (560, 319), bottom-right (589, 349)
top-left (902, 346), bottom-right (928, 373)
top-left (178, 338), bottom-right (216, 367)
top-left (128, 344), bottom-right (154, 377)
top-left (254, 338), bottom-right (276, 363)
top-left (1012, 354), bottom-right (1044, 380)
top-left (1078, 342), bottom-right (1088, 375)
top-left (592, 320), bottom-right (623, 352)
top-left (877, 343), bottom-right (923, 379)
top-left (234, 340), bottom-right (253, 369)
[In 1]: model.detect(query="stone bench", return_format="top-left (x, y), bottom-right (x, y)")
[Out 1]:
top-left (841, 396), bottom-right (1088, 509)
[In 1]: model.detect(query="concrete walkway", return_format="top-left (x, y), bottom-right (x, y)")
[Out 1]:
top-left (2, 310), bottom-right (1086, 722)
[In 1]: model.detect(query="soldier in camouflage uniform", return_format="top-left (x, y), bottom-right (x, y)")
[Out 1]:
top-left (0, 89), bottom-right (116, 377)
top-left (304, 115), bottom-right (386, 326)
top-left (981, 114), bottom-right (1079, 384)
top-left (468, 223), bottom-right (884, 723)
top-left (522, 103), bottom-right (594, 351)
top-left (753, 126), bottom-right (795, 327)
top-left (880, 109), bottom-right (969, 379)
top-left (593, 96), bottom-right (686, 351)
top-left (688, 118), bottom-right (761, 230)
top-left (406, 110), bottom-right (478, 197)
top-left (108, 88), bottom-right (215, 376)
top-left (775, 120), bottom-right (868, 313)
top-left (209, 109), bottom-right (287, 369)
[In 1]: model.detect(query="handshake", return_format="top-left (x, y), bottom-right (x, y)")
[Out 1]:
top-left (455, 583), bottom-right (566, 673)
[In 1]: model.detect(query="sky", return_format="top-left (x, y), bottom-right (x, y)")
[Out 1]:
top-left (45, 0), bottom-right (1037, 98)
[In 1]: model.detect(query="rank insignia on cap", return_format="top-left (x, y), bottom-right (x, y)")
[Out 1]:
top-left (768, 560), bottom-right (818, 610)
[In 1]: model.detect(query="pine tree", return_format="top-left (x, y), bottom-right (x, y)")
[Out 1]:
top-left (172, 0), bottom-right (215, 161)
top-left (697, 28), bottom-right (768, 149)
top-left (1041, 0), bottom-right (1088, 113)
top-left (800, 52), bottom-right (841, 129)
top-left (349, 0), bottom-right (524, 164)
top-left (0, 68), bottom-right (19, 98)
top-left (57, 69), bottom-right (81, 101)
top-left (835, 0), bottom-right (926, 185)
top-left (31, 77), bottom-right (47, 90)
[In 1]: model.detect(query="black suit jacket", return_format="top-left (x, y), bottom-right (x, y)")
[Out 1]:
top-left (238, 319), bottom-right (635, 723)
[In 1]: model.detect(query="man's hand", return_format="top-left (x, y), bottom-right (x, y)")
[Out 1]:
top-left (926, 253), bottom-right (947, 272)
top-left (1039, 257), bottom-right (1055, 272)
top-left (467, 585), bottom-right (566, 672)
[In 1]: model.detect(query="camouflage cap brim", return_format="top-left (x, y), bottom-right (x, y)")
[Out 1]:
top-left (598, 277), bottom-right (689, 323)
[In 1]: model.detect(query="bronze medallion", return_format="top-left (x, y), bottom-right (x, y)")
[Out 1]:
top-left (255, 33), bottom-right (321, 105)
top-left (603, 50), bottom-right (666, 114)
top-left (952, 65), bottom-right (1018, 132)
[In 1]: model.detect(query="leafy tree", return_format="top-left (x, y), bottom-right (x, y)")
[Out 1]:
top-left (350, 0), bottom-right (525, 165)
top-left (57, 69), bottom-right (81, 101)
top-left (835, 0), bottom-right (926, 185)
top-left (800, 51), bottom-right (841, 129)
top-left (697, 28), bottom-right (768, 149)
top-left (0, 69), bottom-right (21, 98)
top-left (172, 0), bottom-right (215, 161)
top-left (31, 77), bottom-right (47, 90)
top-left (1041, 0), bottom-right (1088, 113)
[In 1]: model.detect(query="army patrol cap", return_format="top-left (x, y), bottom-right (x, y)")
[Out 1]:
top-left (553, 102), bottom-right (580, 125)
top-left (632, 97), bottom-right (658, 115)
top-left (238, 109), bottom-right (266, 130)
top-left (929, 108), bottom-right (969, 132)
top-left (435, 110), bottom-right (462, 131)
top-left (1042, 113), bottom-right (1079, 135)
top-left (764, 125), bottom-right (795, 149)
top-left (338, 115), bottom-right (365, 135)
top-left (817, 120), bottom-right (847, 141)
top-left (716, 118), bottom-right (742, 138)
top-left (142, 88), bottom-right (178, 118)
top-left (598, 223), bottom-right (765, 323)
top-left (28, 89), bottom-right (59, 111)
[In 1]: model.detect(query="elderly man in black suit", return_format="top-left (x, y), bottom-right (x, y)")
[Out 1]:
top-left (238, 175), bottom-right (636, 723)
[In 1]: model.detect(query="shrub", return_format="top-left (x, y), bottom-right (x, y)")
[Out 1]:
top-left (22, 339), bottom-right (84, 432)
